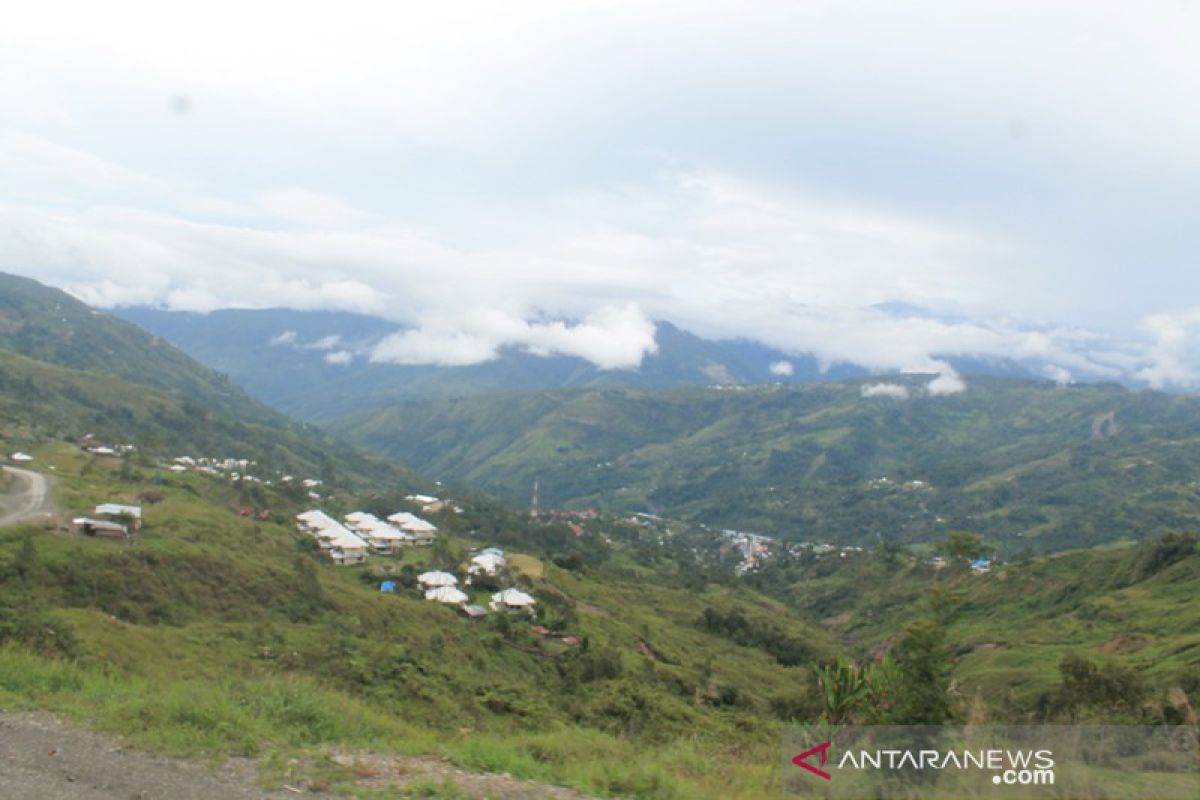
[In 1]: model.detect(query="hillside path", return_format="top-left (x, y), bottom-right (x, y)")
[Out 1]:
top-left (0, 466), bottom-right (56, 527)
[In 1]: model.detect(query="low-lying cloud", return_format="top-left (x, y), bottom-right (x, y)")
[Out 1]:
top-left (369, 305), bottom-right (657, 370)
top-left (861, 382), bottom-right (911, 400)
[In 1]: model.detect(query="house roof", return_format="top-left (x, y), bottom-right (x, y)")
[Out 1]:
top-left (387, 511), bottom-right (437, 532)
top-left (424, 586), bottom-right (469, 605)
top-left (491, 588), bottom-right (536, 607)
top-left (417, 570), bottom-right (458, 587)
top-left (470, 553), bottom-right (506, 573)
top-left (95, 503), bottom-right (142, 519)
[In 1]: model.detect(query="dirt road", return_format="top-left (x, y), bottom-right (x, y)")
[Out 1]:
top-left (0, 712), bottom-right (322, 800)
top-left (0, 466), bottom-right (55, 527)
top-left (0, 712), bottom-right (591, 799)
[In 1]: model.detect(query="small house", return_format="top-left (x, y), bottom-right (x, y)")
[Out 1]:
top-left (424, 586), bottom-right (469, 605)
top-left (73, 516), bottom-right (128, 540)
top-left (489, 588), bottom-right (536, 612)
top-left (460, 604), bottom-right (488, 619)
top-left (970, 559), bottom-right (992, 574)
top-left (417, 570), bottom-right (458, 589)
top-left (94, 503), bottom-right (143, 530)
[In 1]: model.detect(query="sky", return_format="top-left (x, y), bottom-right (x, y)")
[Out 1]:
top-left (2, 1), bottom-right (1200, 388)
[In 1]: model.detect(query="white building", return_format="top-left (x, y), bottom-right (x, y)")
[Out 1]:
top-left (296, 510), bottom-right (368, 565)
top-left (417, 570), bottom-right (458, 589)
top-left (490, 588), bottom-right (536, 612)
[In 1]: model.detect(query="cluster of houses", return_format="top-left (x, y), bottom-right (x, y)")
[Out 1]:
top-left (169, 456), bottom-right (332, 499)
top-left (295, 509), bottom-right (438, 565)
top-left (405, 549), bottom-right (537, 617)
top-left (78, 435), bottom-right (136, 458)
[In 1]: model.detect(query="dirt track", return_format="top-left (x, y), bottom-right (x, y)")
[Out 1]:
top-left (0, 712), bottom-right (592, 799)
top-left (0, 712), bottom-right (322, 800)
top-left (0, 466), bottom-right (56, 527)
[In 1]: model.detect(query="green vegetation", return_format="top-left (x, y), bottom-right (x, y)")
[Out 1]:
top-left (746, 533), bottom-right (1200, 725)
top-left (0, 443), bottom-right (839, 798)
top-left (4, 274), bottom-right (1200, 797)
top-left (333, 379), bottom-right (1200, 551)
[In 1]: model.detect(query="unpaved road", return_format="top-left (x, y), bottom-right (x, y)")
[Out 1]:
top-left (0, 466), bottom-right (55, 527)
top-left (0, 712), bottom-right (322, 800)
top-left (0, 712), bottom-right (592, 799)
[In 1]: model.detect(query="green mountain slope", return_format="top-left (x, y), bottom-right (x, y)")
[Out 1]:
top-left (332, 379), bottom-right (1200, 551)
top-left (0, 273), bottom-right (420, 490)
top-left (0, 274), bottom-right (284, 425)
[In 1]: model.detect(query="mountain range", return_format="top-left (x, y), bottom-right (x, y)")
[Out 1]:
top-left (114, 306), bottom-right (1068, 421)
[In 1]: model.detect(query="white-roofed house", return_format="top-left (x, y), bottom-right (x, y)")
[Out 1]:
top-left (417, 570), bottom-right (458, 589)
top-left (469, 552), bottom-right (507, 576)
top-left (344, 513), bottom-right (412, 555)
top-left (296, 510), bottom-right (368, 565)
top-left (387, 512), bottom-right (437, 546)
top-left (94, 503), bottom-right (143, 530)
top-left (424, 586), bottom-right (469, 605)
top-left (489, 588), bottom-right (536, 612)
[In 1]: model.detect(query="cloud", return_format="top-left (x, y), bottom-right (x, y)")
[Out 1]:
top-left (257, 188), bottom-right (378, 229)
top-left (269, 330), bottom-right (297, 346)
top-left (369, 305), bottom-right (657, 369)
top-left (925, 370), bottom-right (967, 396)
top-left (1134, 308), bottom-right (1200, 388)
top-left (304, 334), bottom-right (342, 351)
top-left (861, 382), bottom-right (910, 400)
top-left (768, 360), bottom-right (794, 377)
top-left (324, 350), bottom-right (353, 365)
top-left (1043, 364), bottom-right (1073, 387)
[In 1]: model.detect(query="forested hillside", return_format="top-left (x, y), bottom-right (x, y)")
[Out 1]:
top-left (332, 379), bottom-right (1200, 552)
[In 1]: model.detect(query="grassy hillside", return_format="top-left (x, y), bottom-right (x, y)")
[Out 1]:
top-left (0, 273), bottom-right (422, 492)
top-left (1, 441), bottom-right (842, 799)
top-left (744, 533), bottom-right (1200, 720)
top-left (0, 273), bottom-right (283, 425)
top-left (332, 378), bottom-right (1200, 551)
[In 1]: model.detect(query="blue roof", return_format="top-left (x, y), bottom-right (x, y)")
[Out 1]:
top-left (380, 580), bottom-right (397, 592)
top-left (970, 559), bottom-right (991, 569)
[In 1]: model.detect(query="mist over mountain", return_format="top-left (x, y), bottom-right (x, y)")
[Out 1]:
top-left (114, 305), bottom-right (1106, 421)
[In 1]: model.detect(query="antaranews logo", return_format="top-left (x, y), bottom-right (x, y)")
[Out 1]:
top-left (790, 738), bottom-right (1054, 785)
top-left (782, 725), bottom-right (1200, 799)
top-left (791, 741), bottom-right (832, 781)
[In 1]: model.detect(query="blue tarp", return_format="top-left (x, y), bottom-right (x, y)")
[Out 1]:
top-left (380, 580), bottom-right (397, 593)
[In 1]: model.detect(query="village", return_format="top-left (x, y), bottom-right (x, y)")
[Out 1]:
top-left (21, 435), bottom-right (544, 622)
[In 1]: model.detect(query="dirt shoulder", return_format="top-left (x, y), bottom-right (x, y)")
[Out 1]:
top-left (0, 712), bottom-right (592, 799)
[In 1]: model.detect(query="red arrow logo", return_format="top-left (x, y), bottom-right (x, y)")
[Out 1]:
top-left (792, 741), bottom-right (832, 780)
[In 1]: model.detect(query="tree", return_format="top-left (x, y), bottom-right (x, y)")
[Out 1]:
top-left (888, 619), bottom-right (955, 724)
top-left (814, 658), bottom-right (872, 724)
top-left (938, 531), bottom-right (988, 563)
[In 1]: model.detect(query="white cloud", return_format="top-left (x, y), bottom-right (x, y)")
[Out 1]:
top-left (1134, 308), bottom-right (1200, 388)
top-left (324, 350), bottom-right (353, 365)
top-left (2, 1), bottom-right (1199, 380)
top-left (305, 334), bottom-right (342, 351)
top-left (925, 370), bottom-right (967, 396)
top-left (861, 383), bottom-right (910, 400)
top-left (1043, 364), bottom-right (1073, 387)
top-left (369, 305), bottom-right (657, 369)
top-left (257, 188), bottom-right (378, 229)
top-left (269, 330), bottom-right (297, 346)
top-left (768, 360), bottom-right (794, 377)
